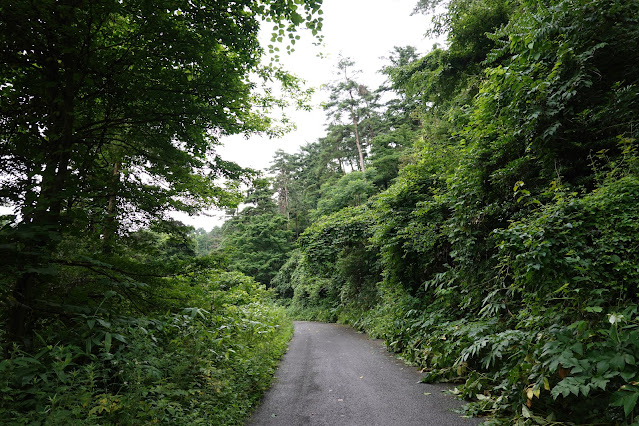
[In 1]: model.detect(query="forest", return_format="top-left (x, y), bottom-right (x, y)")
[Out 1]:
top-left (1, 0), bottom-right (639, 425)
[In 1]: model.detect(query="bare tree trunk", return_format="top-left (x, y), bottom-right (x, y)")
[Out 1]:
top-left (278, 184), bottom-right (289, 218)
top-left (352, 115), bottom-right (366, 172)
top-left (348, 87), bottom-right (366, 172)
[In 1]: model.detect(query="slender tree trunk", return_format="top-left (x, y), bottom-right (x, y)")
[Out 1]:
top-left (103, 161), bottom-right (121, 254)
top-left (278, 183), bottom-right (289, 218)
top-left (348, 87), bottom-right (366, 172)
top-left (338, 157), bottom-right (346, 173)
top-left (6, 272), bottom-right (38, 351)
top-left (352, 115), bottom-right (366, 172)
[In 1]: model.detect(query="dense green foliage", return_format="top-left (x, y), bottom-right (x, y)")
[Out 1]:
top-left (0, 0), bottom-right (322, 423)
top-left (266, 0), bottom-right (639, 424)
top-left (1, 269), bottom-right (292, 424)
top-left (4, 0), bottom-right (639, 423)
top-left (220, 179), bottom-right (294, 285)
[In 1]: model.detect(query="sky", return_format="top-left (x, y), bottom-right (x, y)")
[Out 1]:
top-left (174, 0), bottom-right (442, 230)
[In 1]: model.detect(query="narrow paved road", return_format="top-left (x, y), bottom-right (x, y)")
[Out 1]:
top-left (249, 321), bottom-right (480, 426)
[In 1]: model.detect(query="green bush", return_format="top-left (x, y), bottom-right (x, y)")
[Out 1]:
top-left (0, 271), bottom-right (292, 425)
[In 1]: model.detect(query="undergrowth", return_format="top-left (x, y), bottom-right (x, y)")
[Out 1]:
top-left (0, 271), bottom-right (292, 425)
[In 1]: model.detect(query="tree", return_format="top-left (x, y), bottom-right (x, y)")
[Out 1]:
top-left (367, 46), bottom-right (423, 189)
top-left (192, 227), bottom-right (223, 256)
top-left (323, 57), bottom-right (381, 172)
top-left (220, 178), bottom-right (293, 285)
top-left (269, 141), bottom-right (344, 237)
top-left (0, 0), bottom-right (323, 345)
top-left (313, 171), bottom-right (376, 219)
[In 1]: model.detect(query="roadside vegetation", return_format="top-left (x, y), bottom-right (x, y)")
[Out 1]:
top-left (234, 0), bottom-right (639, 424)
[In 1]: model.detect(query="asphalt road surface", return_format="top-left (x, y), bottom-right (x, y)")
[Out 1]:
top-left (249, 321), bottom-right (481, 426)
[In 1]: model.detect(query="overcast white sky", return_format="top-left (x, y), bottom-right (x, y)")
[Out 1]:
top-left (174, 0), bottom-right (441, 230)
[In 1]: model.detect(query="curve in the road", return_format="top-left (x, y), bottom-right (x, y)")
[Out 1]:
top-left (249, 321), bottom-right (481, 426)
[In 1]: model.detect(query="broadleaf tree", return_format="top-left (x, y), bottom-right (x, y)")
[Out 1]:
top-left (0, 0), bottom-right (323, 345)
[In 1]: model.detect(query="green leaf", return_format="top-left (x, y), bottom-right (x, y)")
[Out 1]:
top-left (596, 360), bottom-right (610, 375)
top-left (611, 389), bottom-right (639, 417)
top-left (104, 332), bottom-right (112, 353)
top-left (291, 12), bottom-right (303, 25)
top-left (551, 377), bottom-right (585, 399)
